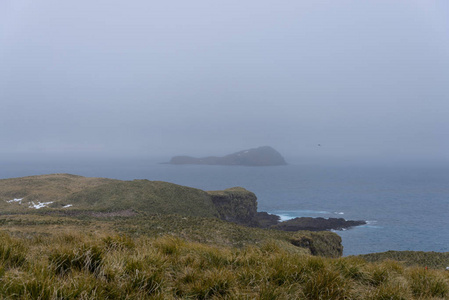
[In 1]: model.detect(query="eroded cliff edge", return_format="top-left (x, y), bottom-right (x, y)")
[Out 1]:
top-left (207, 187), bottom-right (259, 227)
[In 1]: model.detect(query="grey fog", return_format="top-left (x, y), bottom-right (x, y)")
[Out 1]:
top-left (1, 0), bottom-right (448, 164)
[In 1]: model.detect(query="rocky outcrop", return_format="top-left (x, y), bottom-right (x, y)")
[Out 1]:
top-left (255, 211), bottom-right (281, 228)
top-left (208, 187), bottom-right (259, 227)
top-left (272, 217), bottom-right (366, 232)
top-left (206, 187), bottom-right (366, 232)
top-left (168, 146), bottom-right (287, 166)
top-left (207, 189), bottom-right (285, 228)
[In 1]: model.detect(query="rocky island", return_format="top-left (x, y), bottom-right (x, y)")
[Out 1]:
top-left (167, 146), bottom-right (287, 166)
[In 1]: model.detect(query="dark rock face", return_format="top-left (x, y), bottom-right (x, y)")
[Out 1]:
top-left (255, 211), bottom-right (281, 228)
top-left (168, 146), bottom-right (287, 166)
top-left (206, 187), bottom-right (366, 232)
top-left (272, 217), bottom-right (366, 232)
top-left (207, 190), bottom-right (281, 229)
top-left (208, 187), bottom-right (259, 227)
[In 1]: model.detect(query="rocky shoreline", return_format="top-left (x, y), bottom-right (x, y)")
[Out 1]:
top-left (207, 186), bottom-right (366, 232)
top-left (272, 216), bottom-right (366, 231)
top-left (255, 211), bottom-right (366, 231)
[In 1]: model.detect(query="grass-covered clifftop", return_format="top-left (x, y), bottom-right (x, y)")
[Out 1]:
top-left (0, 174), bottom-right (219, 217)
top-left (0, 174), bottom-right (114, 208)
top-left (0, 174), bottom-right (261, 223)
top-left (63, 180), bottom-right (219, 217)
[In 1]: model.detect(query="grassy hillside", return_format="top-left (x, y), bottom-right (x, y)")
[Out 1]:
top-left (1, 229), bottom-right (448, 299)
top-left (0, 174), bottom-right (220, 218)
top-left (63, 180), bottom-right (219, 217)
top-left (0, 174), bottom-right (115, 212)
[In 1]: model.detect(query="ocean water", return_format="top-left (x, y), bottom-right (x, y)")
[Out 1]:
top-left (1, 155), bottom-right (448, 256)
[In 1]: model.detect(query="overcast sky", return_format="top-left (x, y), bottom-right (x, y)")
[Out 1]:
top-left (1, 0), bottom-right (448, 161)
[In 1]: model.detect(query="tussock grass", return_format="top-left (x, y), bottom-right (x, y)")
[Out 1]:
top-left (111, 214), bottom-right (340, 257)
top-left (408, 267), bottom-right (449, 298)
top-left (49, 244), bottom-right (103, 275)
top-left (0, 232), bottom-right (27, 268)
top-left (0, 230), bottom-right (448, 299)
top-left (359, 250), bottom-right (449, 269)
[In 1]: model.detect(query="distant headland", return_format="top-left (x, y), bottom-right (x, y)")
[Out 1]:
top-left (167, 146), bottom-right (287, 166)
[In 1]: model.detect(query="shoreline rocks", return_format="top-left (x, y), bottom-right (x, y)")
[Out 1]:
top-left (271, 217), bottom-right (366, 232)
top-left (255, 211), bottom-right (281, 228)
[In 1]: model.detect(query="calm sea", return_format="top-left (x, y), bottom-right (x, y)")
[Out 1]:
top-left (1, 155), bottom-right (448, 256)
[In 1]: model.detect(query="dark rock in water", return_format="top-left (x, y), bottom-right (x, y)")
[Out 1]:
top-left (168, 146), bottom-right (287, 166)
top-left (255, 211), bottom-right (281, 228)
top-left (272, 217), bottom-right (366, 232)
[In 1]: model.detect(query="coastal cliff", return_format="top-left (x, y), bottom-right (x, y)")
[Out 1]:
top-left (168, 146), bottom-right (287, 166)
top-left (208, 189), bottom-right (365, 232)
top-left (0, 174), bottom-right (365, 232)
top-left (0, 174), bottom-right (352, 258)
top-left (207, 187), bottom-right (259, 227)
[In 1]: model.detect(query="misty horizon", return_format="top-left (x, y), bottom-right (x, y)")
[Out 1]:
top-left (1, 1), bottom-right (448, 163)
